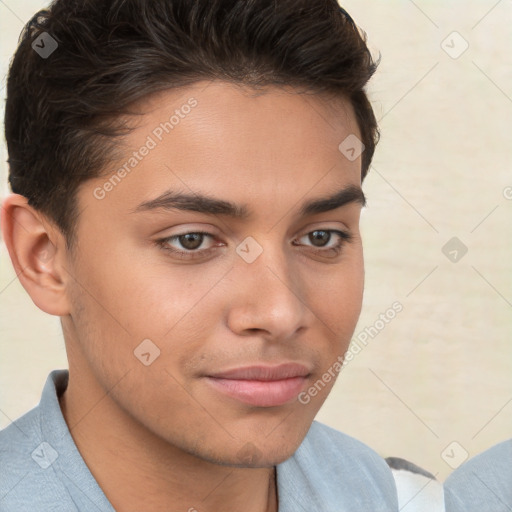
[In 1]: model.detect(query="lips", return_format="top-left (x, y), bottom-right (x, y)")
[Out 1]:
top-left (205, 363), bottom-right (311, 407)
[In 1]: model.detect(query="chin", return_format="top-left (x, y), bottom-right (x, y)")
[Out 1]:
top-left (206, 445), bottom-right (298, 469)
top-left (197, 427), bottom-right (308, 468)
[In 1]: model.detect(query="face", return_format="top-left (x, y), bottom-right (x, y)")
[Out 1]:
top-left (63, 81), bottom-right (365, 467)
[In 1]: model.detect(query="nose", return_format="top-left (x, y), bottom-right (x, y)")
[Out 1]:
top-left (226, 242), bottom-right (314, 341)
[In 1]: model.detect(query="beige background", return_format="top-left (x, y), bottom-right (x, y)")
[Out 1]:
top-left (1, 0), bottom-right (511, 483)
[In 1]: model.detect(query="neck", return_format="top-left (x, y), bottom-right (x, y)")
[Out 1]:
top-left (58, 370), bottom-right (278, 512)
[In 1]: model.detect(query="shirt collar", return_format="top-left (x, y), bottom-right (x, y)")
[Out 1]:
top-left (38, 369), bottom-right (389, 511)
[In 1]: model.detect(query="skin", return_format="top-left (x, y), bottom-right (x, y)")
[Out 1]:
top-left (1, 81), bottom-right (366, 512)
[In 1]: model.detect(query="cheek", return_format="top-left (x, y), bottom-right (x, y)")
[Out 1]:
top-left (309, 255), bottom-right (364, 336)
top-left (296, 259), bottom-right (364, 408)
top-left (70, 237), bottom-right (219, 338)
top-left (66, 248), bottom-right (232, 398)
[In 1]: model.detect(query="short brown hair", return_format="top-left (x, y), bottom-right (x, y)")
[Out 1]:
top-left (5, 0), bottom-right (380, 248)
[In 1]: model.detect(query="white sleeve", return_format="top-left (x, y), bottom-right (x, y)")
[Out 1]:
top-left (391, 468), bottom-right (445, 512)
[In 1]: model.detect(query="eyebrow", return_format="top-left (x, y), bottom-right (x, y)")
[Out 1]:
top-left (131, 184), bottom-right (366, 218)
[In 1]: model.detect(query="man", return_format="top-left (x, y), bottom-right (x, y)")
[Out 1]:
top-left (444, 439), bottom-right (512, 511)
top-left (0, 0), bottom-right (434, 510)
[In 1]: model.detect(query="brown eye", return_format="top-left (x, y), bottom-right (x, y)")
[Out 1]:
top-left (178, 233), bottom-right (205, 250)
top-left (309, 230), bottom-right (331, 247)
top-left (293, 229), bottom-right (352, 258)
top-left (156, 231), bottom-right (218, 258)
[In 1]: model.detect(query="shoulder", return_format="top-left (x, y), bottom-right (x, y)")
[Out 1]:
top-left (0, 403), bottom-right (43, 475)
top-left (277, 421), bottom-right (399, 511)
top-left (444, 439), bottom-right (512, 511)
top-left (302, 420), bottom-right (393, 472)
top-left (0, 373), bottom-right (77, 512)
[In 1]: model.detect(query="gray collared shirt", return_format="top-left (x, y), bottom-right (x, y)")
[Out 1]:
top-left (444, 439), bottom-right (512, 512)
top-left (1, 369), bottom-right (399, 511)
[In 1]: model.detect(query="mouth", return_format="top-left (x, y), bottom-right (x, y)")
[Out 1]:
top-left (204, 363), bottom-right (311, 407)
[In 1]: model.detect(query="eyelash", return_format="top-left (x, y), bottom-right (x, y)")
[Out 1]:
top-left (155, 229), bottom-right (352, 260)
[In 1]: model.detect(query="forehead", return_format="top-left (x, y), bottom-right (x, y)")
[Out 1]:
top-left (83, 81), bottom-right (363, 220)
top-left (130, 80), bottom-right (360, 166)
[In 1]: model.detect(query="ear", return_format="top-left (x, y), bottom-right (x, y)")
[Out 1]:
top-left (1, 193), bottom-right (71, 316)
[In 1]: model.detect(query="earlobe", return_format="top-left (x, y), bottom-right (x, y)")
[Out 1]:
top-left (1, 193), bottom-right (71, 316)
